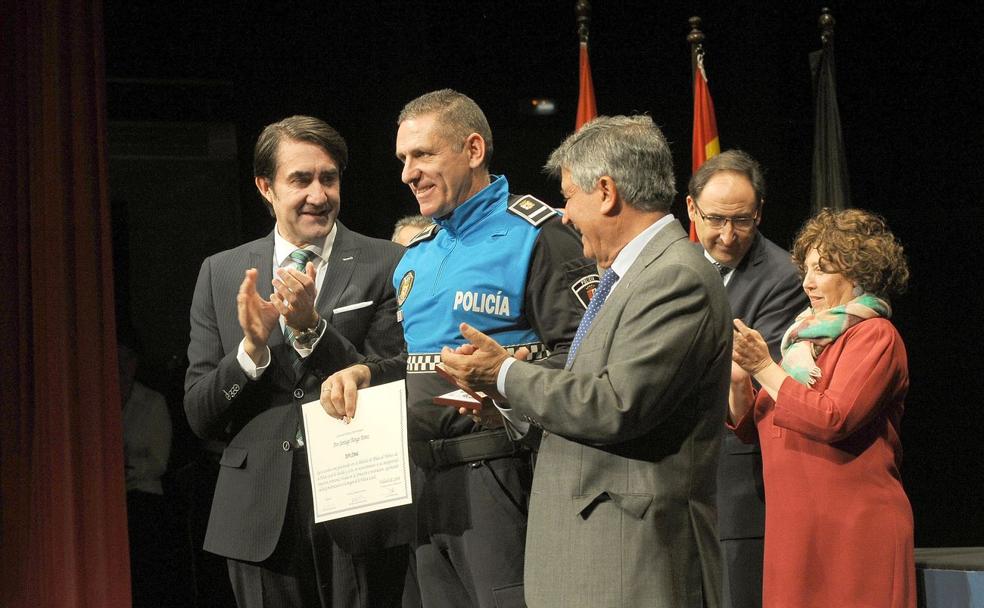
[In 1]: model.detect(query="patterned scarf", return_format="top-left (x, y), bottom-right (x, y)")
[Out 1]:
top-left (780, 294), bottom-right (891, 386)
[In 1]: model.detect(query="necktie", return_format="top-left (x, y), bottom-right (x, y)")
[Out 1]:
top-left (712, 261), bottom-right (731, 279)
top-left (288, 248), bottom-right (316, 271)
top-left (283, 248), bottom-right (317, 344)
top-left (284, 249), bottom-right (317, 447)
top-left (566, 268), bottom-right (618, 368)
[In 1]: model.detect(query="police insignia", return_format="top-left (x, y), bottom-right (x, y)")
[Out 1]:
top-left (507, 195), bottom-right (558, 226)
top-left (571, 273), bottom-right (601, 310)
top-left (397, 271), bottom-right (415, 306)
top-left (407, 224), bottom-right (440, 247)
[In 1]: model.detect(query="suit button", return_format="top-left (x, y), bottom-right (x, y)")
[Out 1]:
top-left (283, 441), bottom-right (291, 451)
top-left (293, 389), bottom-right (304, 399)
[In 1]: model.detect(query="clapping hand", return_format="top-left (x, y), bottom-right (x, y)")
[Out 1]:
top-left (440, 323), bottom-right (519, 395)
top-left (732, 319), bottom-right (773, 375)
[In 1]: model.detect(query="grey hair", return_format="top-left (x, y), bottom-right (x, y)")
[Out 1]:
top-left (688, 149), bottom-right (766, 206)
top-left (397, 89), bottom-right (493, 169)
top-left (391, 214), bottom-right (432, 241)
top-left (544, 115), bottom-right (675, 212)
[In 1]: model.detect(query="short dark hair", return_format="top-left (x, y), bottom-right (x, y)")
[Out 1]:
top-left (792, 208), bottom-right (910, 299)
top-left (688, 149), bottom-right (766, 207)
top-left (397, 89), bottom-right (493, 169)
top-left (253, 115), bottom-right (349, 182)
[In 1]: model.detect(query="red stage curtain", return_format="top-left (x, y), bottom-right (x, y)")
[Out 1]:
top-left (0, 0), bottom-right (131, 606)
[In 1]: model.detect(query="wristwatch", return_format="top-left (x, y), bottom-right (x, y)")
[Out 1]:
top-left (291, 317), bottom-right (325, 349)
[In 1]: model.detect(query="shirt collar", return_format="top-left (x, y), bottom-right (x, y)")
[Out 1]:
top-left (609, 213), bottom-right (676, 280)
top-left (274, 222), bottom-right (336, 267)
top-left (701, 231), bottom-right (760, 272)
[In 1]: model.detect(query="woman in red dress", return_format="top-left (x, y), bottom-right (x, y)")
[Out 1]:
top-left (729, 208), bottom-right (915, 608)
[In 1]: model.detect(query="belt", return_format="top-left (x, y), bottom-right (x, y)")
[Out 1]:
top-left (410, 429), bottom-right (525, 469)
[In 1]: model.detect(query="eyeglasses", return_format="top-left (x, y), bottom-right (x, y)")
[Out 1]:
top-left (692, 200), bottom-right (759, 231)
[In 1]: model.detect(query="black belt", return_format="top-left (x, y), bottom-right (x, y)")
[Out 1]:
top-left (410, 429), bottom-right (525, 469)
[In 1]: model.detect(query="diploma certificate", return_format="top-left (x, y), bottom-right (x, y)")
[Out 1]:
top-left (301, 380), bottom-right (412, 522)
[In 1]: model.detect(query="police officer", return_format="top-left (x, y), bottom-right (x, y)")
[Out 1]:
top-left (321, 89), bottom-right (596, 608)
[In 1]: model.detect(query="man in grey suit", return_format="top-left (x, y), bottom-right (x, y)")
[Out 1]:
top-left (440, 115), bottom-right (731, 607)
top-left (685, 150), bottom-right (808, 608)
top-left (184, 116), bottom-right (407, 608)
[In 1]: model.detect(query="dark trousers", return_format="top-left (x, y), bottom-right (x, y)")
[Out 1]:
top-left (227, 450), bottom-right (407, 608)
top-left (720, 537), bottom-right (764, 608)
top-left (411, 455), bottom-right (531, 608)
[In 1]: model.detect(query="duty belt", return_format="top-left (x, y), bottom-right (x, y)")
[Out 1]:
top-left (407, 342), bottom-right (547, 373)
top-left (410, 429), bottom-right (525, 469)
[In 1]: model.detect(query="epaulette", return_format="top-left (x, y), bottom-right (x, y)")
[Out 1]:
top-left (406, 223), bottom-right (440, 247)
top-left (507, 195), bottom-right (559, 227)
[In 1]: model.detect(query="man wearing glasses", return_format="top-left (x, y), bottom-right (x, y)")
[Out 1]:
top-left (686, 149), bottom-right (808, 608)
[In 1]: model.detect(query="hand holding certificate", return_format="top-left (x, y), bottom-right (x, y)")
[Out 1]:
top-left (301, 380), bottom-right (412, 522)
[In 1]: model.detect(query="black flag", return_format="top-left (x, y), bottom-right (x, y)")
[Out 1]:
top-left (810, 13), bottom-right (851, 213)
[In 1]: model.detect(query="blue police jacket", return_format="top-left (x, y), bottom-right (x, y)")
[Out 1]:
top-left (394, 175), bottom-right (549, 358)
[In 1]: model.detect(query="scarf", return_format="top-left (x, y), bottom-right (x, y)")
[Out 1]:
top-left (780, 294), bottom-right (891, 386)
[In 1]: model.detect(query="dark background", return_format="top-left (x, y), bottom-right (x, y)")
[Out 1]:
top-left (103, 0), bottom-right (983, 559)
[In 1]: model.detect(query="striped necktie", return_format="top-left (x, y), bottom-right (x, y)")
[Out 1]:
top-left (283, 248), bottom-right (317, 344)
top-left (711, 261), bottom-right (731, 279)
top-left (285, 248), bottom-right (316, 447)
top-left (566, 268), bottom-right (618, 368)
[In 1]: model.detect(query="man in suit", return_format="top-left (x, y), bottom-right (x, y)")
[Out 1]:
top-left (686, 150), bottom-right (808, 608)
top-left (184, 115), bottom-right (407, 608)
top-left (440, 115), bottom-right (731, 608)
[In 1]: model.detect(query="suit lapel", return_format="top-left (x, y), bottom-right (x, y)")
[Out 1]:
top-left (569, 220), bottom-right (687, 369)
top-left (314, 221), bottom-right (359, 323)
top-left (724, 232), bottom-right (764, 298)
top-left (598, 220), bottom-right (686, 316)
top-left (289, 222), bottom-right (360, 381)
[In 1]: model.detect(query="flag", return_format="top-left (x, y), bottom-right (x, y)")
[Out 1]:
top-left (576, 42), bottom-right (597, 129)
top-left (810, 42), bottom-right (850, 213)
top-left (691, 54), bottom-right (720, 241)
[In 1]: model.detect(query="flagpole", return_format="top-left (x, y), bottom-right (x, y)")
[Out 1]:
top-left (575, 0), bottom-right (597, 130)
top-left (576, 0), bottom-right (590, 45)
top-left (810, 7), bottom-right (851, 213)
top-left (688, 16), bottom-right (721, 242)
top-left (819, 7), bottom-right (835, 47)
top-left (688, 16), bottom-right (704, 89)
top-left (687, 17), bottom-right (704, 242)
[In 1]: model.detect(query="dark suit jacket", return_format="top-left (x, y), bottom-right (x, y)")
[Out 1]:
top-left (184, 222), bottom-right (407, 562)
top-left (506, 220), bottom-right (731, 608)
top-left (715, 232), bottom-right (808, 541)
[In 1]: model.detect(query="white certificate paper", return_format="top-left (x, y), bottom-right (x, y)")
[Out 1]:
top-left (301, 380), bottom-right (412, 522)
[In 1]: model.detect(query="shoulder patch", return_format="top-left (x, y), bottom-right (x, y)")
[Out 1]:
top-left (571, 273), bottom-right (601, 310)
top-left (406, 223), bottom-right (440, 247)
top-left (397, 270), bottom-right (414, 306)
top-left (507, 195), bottom-right (559, 227)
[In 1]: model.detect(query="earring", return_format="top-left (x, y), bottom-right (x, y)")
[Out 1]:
top-left (852, 285), bottom-right (864, 297)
